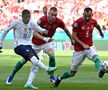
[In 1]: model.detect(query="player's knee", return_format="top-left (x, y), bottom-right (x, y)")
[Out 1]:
top-left (92, 55), bottom-right (98, 59)
top-left (49, 54), bottom-right (55, 59)
top-left (70, 70), bottom-right (77, 76)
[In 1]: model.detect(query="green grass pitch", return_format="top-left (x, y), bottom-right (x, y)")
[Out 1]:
top-left (0, 49), bottom-right (108, 90)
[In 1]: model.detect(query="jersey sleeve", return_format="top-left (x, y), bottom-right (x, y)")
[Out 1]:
top-left (57, 19), bottom-right (65, 29)
top-left (72, 21), bottom-right (79, 32)
top-left (93, 19), bottom-right (99, 28)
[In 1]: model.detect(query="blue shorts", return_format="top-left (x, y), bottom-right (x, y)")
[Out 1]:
top-left (14, 45), bottom-right (39, 59)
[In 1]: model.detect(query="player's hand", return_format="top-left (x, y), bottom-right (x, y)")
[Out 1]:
top-left (0, 47), bottom-right (2, 53)
top-left (43, 29), bottom-right (48, 34)
top-left (100, 32), bottom-right (104, 38)
top-left (82, 44), bottom-right (90, 50)
top-left (43, 37), bottom-right (52, 42)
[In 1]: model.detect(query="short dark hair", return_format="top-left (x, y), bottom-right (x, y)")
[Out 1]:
top-left (84, 7), bottom-right (92, 12)
top-left (49, 7), bottom-right (57, 12)
top-left (22, 9), bottom-right (30, 15)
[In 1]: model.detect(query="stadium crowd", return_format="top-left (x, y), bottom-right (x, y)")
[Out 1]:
top-left (0, 0), bottom-right (108, 31)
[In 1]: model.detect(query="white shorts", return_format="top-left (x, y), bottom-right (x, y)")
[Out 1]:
top-left (71, 46), bottom-right (98, 71)
top-left (32, 42), bottom-right (54, 54)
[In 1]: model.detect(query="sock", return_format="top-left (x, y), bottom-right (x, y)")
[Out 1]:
top-left (48, 54), bottom-right (55, 67)
top-left (93, 56), bottom-right (101, 71)
top-left (48, 54), bottom-right (55, 76)
top-left (60, 70), bottom-right (73, 80)
top-left (11, 59), bottom-right (26, 77)
top-left (30, 56), bottom-right (48, 71)
top-left (26, 65), bottom-right (38, 85)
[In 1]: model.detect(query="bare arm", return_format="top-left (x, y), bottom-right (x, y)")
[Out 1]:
top-left (33, 31), bottom-right (44, 40)
top-left (63, 27), bottom-right (75, 45)
top-left (33, 31), bottom-right (51, 42)
top-left (72, 31), bottom-right (89, 49)
top-left (96, 25), bottom-right (104, 38)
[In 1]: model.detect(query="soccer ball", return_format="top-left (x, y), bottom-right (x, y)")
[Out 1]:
top-left (102, 61), bottom-right (108, 73)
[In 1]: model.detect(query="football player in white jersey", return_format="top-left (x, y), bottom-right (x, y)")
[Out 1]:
top-left (0, 9), bottom-right (58, 89)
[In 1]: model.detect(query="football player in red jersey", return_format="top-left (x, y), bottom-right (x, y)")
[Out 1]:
top-left (24, 6), bottom-right (73, 87)
top-left (54, 7), bottom-right (104, 87)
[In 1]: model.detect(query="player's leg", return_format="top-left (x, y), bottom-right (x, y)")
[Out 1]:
top-left (24, 44), bottom-right (42, 88)
top-left (24, 43), bottom-right (56, 89)
top-left (15, 45), bottom-right (57, 89)
top-left (24, 66), bottom-right (39, 89)
top-left (7, 45), bottom-right (57, 87)
top-left (87, 46), bottom-right (104, 78)
top-left (6, 45), bottom-right (31, 84)
top-left (29, 42), bottom-right (56, 83)
top-left (25, 45), bottom-right (58, 74)
top-left (48, 53), bottom-right (56, 82)
top-left (24, 44), bottom-right (41, 88)
top-left (6, 58), bottom-right (26, 84)
top-left (45, 42), bottom-right (56, 83)
top-left (87, 46), bottom-right (101, 70)
top-left (92, 55), bottom-right (101, 70)
top-left (54, 51), bottom-right (85, 87)
top-left (92, 55), bottom-right (105, 78)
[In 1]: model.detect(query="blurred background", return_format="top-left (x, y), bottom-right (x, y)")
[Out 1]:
top-left (0, 0), bottom-right (108, 51)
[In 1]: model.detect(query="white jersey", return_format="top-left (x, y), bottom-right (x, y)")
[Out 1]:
top-left (0, 18), bottom-right (46, 48)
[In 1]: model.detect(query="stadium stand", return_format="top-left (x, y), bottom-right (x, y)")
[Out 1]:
top-left (0, 0), bottom-right (108, 32)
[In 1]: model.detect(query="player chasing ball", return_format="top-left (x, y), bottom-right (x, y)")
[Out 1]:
top-left (53, 7), bottom-right (104, 87)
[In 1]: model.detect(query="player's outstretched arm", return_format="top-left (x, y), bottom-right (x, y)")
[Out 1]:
top-left (33, 31), bottom-right (51, 42)
top-left (63, 27), bottom-right (74, 45)
top-left (96, 25), bottom-right (104, 38)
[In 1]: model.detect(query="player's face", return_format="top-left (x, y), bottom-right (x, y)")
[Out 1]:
top-left (48, 10), bottom-right (57, 23)
top-left (83, 10), bottom-right (93, 23)
top-left (22, 14), bottom-right (31, 24)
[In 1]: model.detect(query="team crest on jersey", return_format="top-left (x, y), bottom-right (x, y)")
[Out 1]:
top-left (29, 28), bottom-right (31, 32)
top-left (81, 26), bottom-right (85, 30)
top-left (37, 20), bottom-right (41, 24)
top-left (73, 22), bottom-right (78, 28)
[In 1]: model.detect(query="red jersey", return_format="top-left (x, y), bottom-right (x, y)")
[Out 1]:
top-left (72, 17), bottom-right (98, 51)
top-left (32, 16), bottom-right (65, 45)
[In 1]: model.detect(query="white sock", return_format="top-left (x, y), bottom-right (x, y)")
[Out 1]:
top-left (26, 65), bottom-right (38, 85)
top-left (30, 56), bottom-right (48, 71)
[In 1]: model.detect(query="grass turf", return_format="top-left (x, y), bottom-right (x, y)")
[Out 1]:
top-left (0, 49), bottom-right (108, 90)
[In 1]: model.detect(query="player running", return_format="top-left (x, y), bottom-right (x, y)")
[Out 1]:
top-left (54, 7), bottom-right (104, 87)
top-left (0, 9), bottom-right (58, 89)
